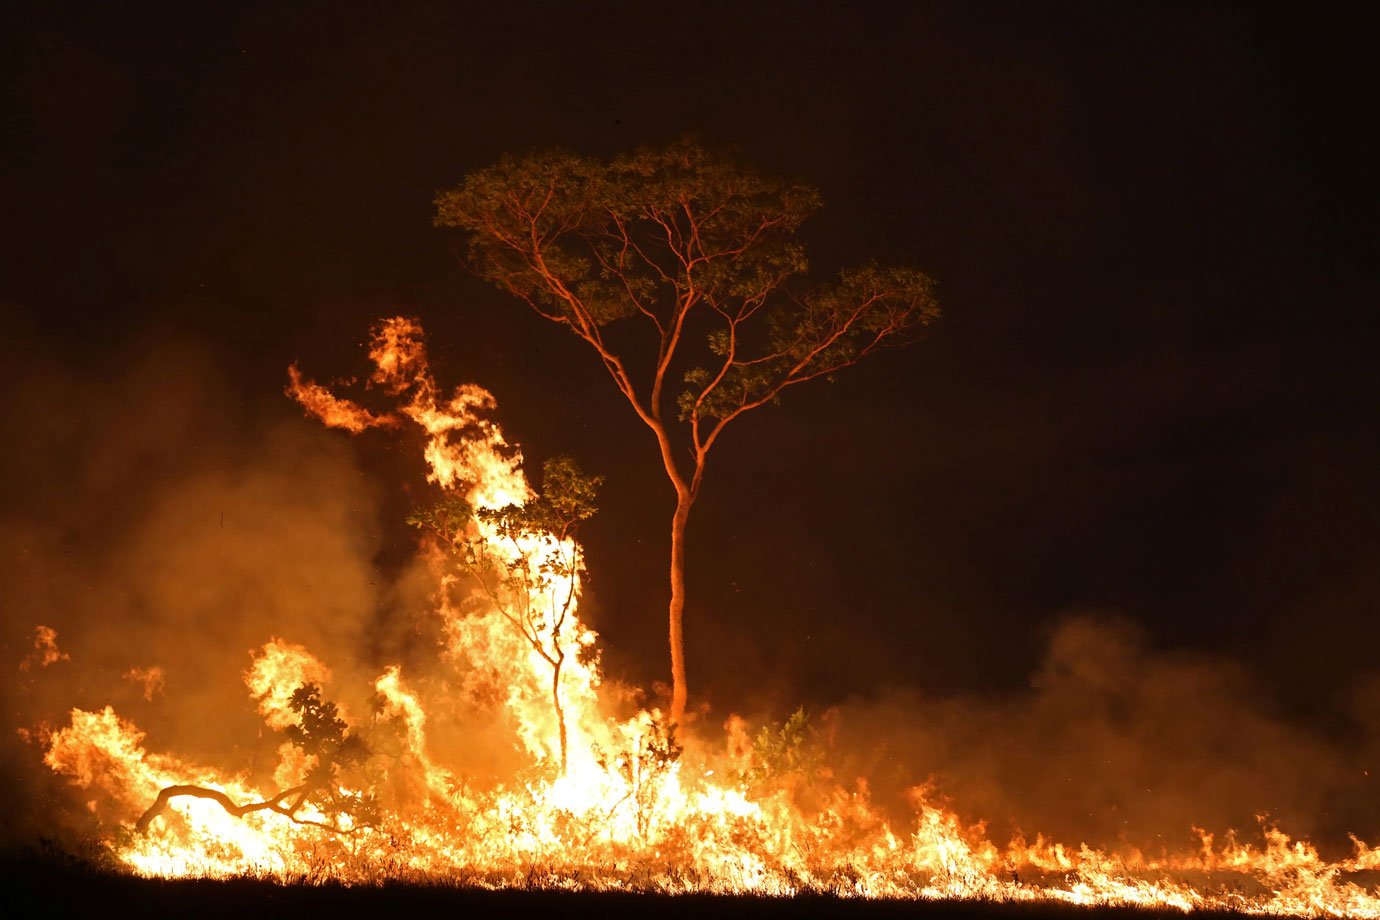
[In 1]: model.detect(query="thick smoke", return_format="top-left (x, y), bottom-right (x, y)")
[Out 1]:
top-left (829, 612), bottom-right (1377, 854)
top-left (0, 327), bottom-right (414, 851)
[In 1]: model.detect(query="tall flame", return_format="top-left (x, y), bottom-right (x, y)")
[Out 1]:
top-left (34, 317), bottom-right (1380, 915)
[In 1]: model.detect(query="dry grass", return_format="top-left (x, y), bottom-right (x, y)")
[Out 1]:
top-left (1, 847), bottom-right (1273, 920)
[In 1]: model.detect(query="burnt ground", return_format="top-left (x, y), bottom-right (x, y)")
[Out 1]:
top-left (0, 851), bottom-right (1261, 920)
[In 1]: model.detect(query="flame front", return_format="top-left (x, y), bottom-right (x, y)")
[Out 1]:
top-left (36, 317), bottom-right (1380, 915)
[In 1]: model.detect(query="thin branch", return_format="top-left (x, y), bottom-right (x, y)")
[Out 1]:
top-left (585, 231), bottom-right (664, 334)
top-left (699, 293), bottom-right (920, 455)
top-left (473, 550), bottom-right (557, 668)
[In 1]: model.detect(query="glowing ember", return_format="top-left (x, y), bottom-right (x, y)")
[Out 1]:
top-left (122, 666), bottom-right (166, 701)
top-left (32, 317), bottom-right (1380, 915)
top-left (21, 625), bottom-right (70, 671)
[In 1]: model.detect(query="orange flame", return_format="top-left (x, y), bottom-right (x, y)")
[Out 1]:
top-left (21, 625), bottom-right (70, 671)
top-left (123, 666), bottom-right (166, 701)
top-left (286, 364), bottom-right (397, 433)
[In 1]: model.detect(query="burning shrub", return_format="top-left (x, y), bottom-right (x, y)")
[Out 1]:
top-left (592, 714), bottom-right (684, 839)
top-left (135, 682), bottom-right (380, 838)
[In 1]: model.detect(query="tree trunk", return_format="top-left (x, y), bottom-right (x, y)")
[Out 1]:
top-left (552, 651), bottom-right (567, 775)
top-left (668, 495), bottom-right (693, 727)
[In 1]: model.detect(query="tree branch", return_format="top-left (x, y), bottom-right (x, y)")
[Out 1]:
top-left (134, 783), bottom-right (358, 837)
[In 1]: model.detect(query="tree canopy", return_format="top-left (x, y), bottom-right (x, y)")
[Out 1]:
top-left (436, 138), bottom-right (937, 462)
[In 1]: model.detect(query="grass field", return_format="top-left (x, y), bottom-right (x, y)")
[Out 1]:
top-left (1, 850), bottom-right (1268, 920)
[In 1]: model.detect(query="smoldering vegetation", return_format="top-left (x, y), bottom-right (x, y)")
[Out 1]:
top-left (3, 323), bottom-right (1379, 863)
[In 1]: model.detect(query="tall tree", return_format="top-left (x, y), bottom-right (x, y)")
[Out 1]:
top-left (435, 138), bottom-right (939, 727)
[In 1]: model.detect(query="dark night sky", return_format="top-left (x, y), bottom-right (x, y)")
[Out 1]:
top-left (2, 1), bottom-right (1376, 724)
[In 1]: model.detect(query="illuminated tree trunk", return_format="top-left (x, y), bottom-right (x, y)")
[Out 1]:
top-left (552, 650), bottom-right (568, 774)
top-left (668, 495), bottom-right (693, 727)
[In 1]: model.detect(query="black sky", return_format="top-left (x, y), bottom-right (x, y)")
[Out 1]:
top-left (2, 1), bottom-right (1376, 723)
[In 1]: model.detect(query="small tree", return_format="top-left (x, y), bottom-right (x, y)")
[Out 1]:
top-left (435, 137), bottom-right (939, 726)
top-left (410, 456), bottom-right (601, 774)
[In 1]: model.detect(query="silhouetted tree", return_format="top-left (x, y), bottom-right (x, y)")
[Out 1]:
top-left (436, 137), bottom-right (939, 726)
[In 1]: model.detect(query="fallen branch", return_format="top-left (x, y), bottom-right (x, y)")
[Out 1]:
top-left (135, 783), bottom-right (354, 836)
